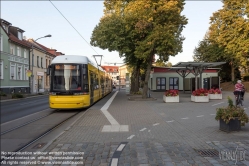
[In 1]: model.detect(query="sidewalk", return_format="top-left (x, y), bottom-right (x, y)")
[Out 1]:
top-left (30, 90), bottom-right (249, 166)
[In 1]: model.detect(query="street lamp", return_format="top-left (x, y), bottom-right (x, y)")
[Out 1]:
top-left (30, 34), bottom-right (52, 94)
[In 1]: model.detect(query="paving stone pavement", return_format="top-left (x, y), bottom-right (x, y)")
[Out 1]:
top-left (28, 90), bottom-right (249, 166)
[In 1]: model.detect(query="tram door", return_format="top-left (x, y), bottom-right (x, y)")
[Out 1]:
top-left (90, 71), bottom-right (94, 105)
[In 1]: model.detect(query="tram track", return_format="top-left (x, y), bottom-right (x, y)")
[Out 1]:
top-left (0, 110), bottom-right (83, 162)
top-left (0, 110), bottom-right (60, 136)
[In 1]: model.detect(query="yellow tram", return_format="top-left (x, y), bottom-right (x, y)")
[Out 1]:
top-left (47, 55), bottom-right (113, 109)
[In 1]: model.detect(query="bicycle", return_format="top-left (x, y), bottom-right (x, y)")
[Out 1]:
top-left (234, 91), bottom-right (243, 107)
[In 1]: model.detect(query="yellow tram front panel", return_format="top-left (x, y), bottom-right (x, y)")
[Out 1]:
top-left (49, 95), bottom-right (90, 109)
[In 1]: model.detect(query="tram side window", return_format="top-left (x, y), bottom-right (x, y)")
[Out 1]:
top-left (82, 65), bottom-right (89, 92)
top-left (94, 74), bottom-right (99, 89)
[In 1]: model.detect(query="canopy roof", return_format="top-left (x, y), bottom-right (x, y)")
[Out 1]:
top-left (173, 62), bottom-right (226, 68)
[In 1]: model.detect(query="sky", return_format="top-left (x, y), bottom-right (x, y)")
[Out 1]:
top-left (1, 1), bottom-right (223, 66)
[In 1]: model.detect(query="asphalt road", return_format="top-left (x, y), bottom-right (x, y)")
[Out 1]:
top-left (0, 95), bottom-right (50, 124)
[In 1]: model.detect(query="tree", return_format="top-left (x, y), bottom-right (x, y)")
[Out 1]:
top-left (123, 0), bottom-right (188, 98)
top-left (154, 59), bottom-right (172, 67)
top-left (91, 0), bottom-right (187, 98)
top-left (208, 0), bottom-right (249, 81)
top-left (90, 13), bottom-right (143, 93)
top-left (193, 34), bottom-right (241, 82)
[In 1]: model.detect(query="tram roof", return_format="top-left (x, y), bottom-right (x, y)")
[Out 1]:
top-left (51, 55), bottom-right (105, 72)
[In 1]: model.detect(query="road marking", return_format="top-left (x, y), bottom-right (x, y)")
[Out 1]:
top-left (100, 91), bottom-right (129, 132)
top-left (181, 117), bottom-right (189, 119)
top-left (148, 130), bottom-right (151, 132)
top-left (127, 135), bottom-right (135, 139)
top-left (196, 115), bottom-right (204, 117)
top-left (244, 108), bottom-right (247, 109)
top-left (111, 158), bottom-right (118, 166)
top-left (153, 123), bottom-right (159, 126)
top-left (100, 91), bottom-right (119, 125)
top-left (166, 120), bottom-right (174, 123)
top-left (116, 144), bottom-right (126, 151)
top-left (102, 125), bottom-right (129, 132)
top-left (140, 128), bottom-right (147, 131)
top-left (212, 102), bottom-right (224, 106)
top-left (210, 114), bottom-right (216, 116)
top-left (101, 91), bottom-right (118, 111)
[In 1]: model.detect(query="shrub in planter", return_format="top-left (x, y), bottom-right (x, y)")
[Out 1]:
top-left (191, 88), bottom-right (209, 102)
top-left (0, 92), bottom-right (7, 96)
top-left (12, 93), bottom-right (24, 98)
top-left (209, 88), bottom-right (222, 99)
top-left (163, 90), bottom-right (179, 102)
top-left (215, 97), bottom-right (249, 131)
top-left (164, 89), bottom-right (179, 96)
top-left (192, 88), bottom-right (208, 96)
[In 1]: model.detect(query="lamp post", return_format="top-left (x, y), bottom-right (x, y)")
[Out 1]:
top-left (30, 34), bottom-right (51, 94)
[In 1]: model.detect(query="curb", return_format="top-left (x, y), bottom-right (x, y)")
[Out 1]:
top-left (0, 94), bottom-right (49, 103)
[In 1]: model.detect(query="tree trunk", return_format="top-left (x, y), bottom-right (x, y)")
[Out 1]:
top-left (142, 54), bottom-right (153, 98)
top-left (134, 65), bottom-right (140, 92)
top-left (231, 65), bottom-right (235, 81)
top-left (130, 71), bottom-right (135, 93)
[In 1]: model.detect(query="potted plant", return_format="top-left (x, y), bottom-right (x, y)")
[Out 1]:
top-left (215, 97), bottom-right (249, 132)
top-left (191, 88), bottom-right (209, 102)
top-left (163, 89), bottom-right (179, 102)
top-left (209, 88), bottom-right (222, 99)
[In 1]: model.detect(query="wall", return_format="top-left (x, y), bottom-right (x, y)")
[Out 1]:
top-left (149, 71), bottom-right (218, 91)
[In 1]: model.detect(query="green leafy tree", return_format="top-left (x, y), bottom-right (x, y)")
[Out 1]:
top-left (193, 35), bottom-right (242, 82)
top-left (91, 0), bottom-right (187, 98)
top-left (208, 0), bottom-right (249, 81)
top-left (154, 59), bottom-right (172, 67)
top-left (123, 0), bottom-right (187, 98)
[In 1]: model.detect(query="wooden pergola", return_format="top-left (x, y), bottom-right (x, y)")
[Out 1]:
top-left (171, 62), bottom-right (226, 92)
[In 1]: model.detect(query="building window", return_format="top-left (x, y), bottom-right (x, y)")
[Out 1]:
top-left (37, 56), bottom-right (39, 67)
top-left (169, 77), bottom-right (179, 90)
top-left (18, 31), bottom-right (23, 40)
top-left (24, 49), bottom-right (27, 58)
top-left (24, 67), bottom-right (28, 80)
top-left (0, 34), bottom-right (3, 51)
top-left (10, 44), bottom-right (15, 55)
top-left (41, 57), bottom-right (43, 68)
top-left (156, 77), bottom-right (166, 90)
top-left (17, 66), bottom-right (22, 80)
top-left (0, 60), bottom-right (3, 79)
top-left (10, 63), bottom-right (16, 80)
top-left (17, 47), bottom-right (20, 56)
top-left (46, 59), bottom-right (48, 68)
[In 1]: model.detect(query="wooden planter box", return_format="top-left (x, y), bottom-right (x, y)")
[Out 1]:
top-left (191, 95), bottom-right (209, 102)
top-left (219, 118), bottom-right (241, 132)
top-left (163, 95), bottom-right (179, 103)
top-left (209, 93), bottom-right (222, 99)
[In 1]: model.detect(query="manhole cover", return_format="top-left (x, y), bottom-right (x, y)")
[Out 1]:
top-left (194, 149), bottom-right (219, 157)
top-left (32, 143), bottom-right (46, 149)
